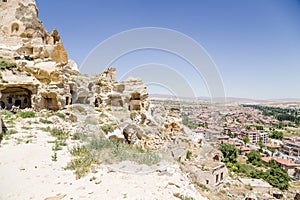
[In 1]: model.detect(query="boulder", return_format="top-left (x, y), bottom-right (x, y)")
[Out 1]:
top-left (108, 128), bottom-right (124, 143)
top-left (170, 145), bottom-right (187, 160)
top-left (123, 124), bottom-right (144, 144)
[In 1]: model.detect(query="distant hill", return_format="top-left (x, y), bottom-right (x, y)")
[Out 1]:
top-left (149, 94), bottom-right (300, 104)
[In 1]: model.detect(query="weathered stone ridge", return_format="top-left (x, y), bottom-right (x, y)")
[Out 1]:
top-left (0, 0), bottom-right (75, 111)
top-left (0, 0), bottom-right (68, 63)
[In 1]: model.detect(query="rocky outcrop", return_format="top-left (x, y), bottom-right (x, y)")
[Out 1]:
top-left (0, 0), bottom-right (186, 151)
top-left (0, 0), bottom-right (152, 115)
top-left (123, 124), bottom-right (145, 144)
top-left (0, 0), bottom-right (68, 62)
top-left (0, 0), bottom-right (78, 111)
top-left (93, 68), bottom-right (150, 113)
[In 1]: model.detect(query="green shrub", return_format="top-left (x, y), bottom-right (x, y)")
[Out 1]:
top-left (265, 162), bottom-right (290, 190)
top-left (46, 112), bottom-right (66, 119)
top-left (226, 162), bottom-right (238, 172)
top-left (250, 170), bottom-right (266, 179)
top-left (66, 135), bottom-right (161, 179)
top-left (55, 113), bottom-right (66, 119)
top-left (1, 110), bottom-right (14, 119)
top-left (40, 126), bottom-right (51, 133)
top-left (226, 162), bottom-right (255, 177)
top-left (269, 131), bottom-right (284, 140)
top-left (5, 129), bottom-right (17, 135)
top-left (227, 160), bottom-right (290, 190)
top-left (47, 128), bottom-right (69, 154)
top-left (247, 150), bottom-right (263, 166)
top-left (235, 162), bottom-right (254, 175)
top-left (186, 150), bottom-right (192, 160)
top-left (71, 132), bottom-right (84, 140)
top-left (66, 145), bottom-right (98, 179)
top-left (183, 197), bottom-right (195, 200)
top-left (17, 111), bottom-right (36, 118)
top-left (0, 60), bottom-right (16, 70)
top-left (89, 136), bottom-right (161, 166)
top-left (52, 152), bottom-right (57, 162)
top-left (197, 183), bottom-right (209, 191)
top-left (21, 126), bottom-right (32, 130)
top-left (100, 124), bottom-right (114, 133)
top-left (49, 127), bottom-right (69, 140)
top-left (70, 146), bottom-right (90, 157)
top-left (219, 143), bottom-right (238, 163)
top-left (40, 118), bottom-right (53, 124)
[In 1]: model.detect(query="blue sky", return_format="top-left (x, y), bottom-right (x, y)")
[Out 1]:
top-left (36, 0), bottom-right (300, 99)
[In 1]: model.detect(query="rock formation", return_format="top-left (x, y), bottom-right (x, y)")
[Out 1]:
top-left (0, 0), bottom-right (150, 122)
top-left (0, 0), bottom-right (192, 150)
top-left (0, 0), bottom-right (68, 63)
top-left (94, 69), bottom-right (150, 112)
top-left (0, 0), bottom-right (78, 111)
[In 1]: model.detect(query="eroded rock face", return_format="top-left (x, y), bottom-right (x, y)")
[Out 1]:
top-left (0, 0), bottom-right (78, 111)
top-left (0, 0), bottom-right (68, 62)
top-left (93, 68), bottom-right (150, 112)
top-left (0, 0), bottom-right (185, 149)
top-left (0, 0), bottom-right (152, 114)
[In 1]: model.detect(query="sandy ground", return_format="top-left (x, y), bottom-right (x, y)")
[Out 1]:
top-left (0, 128), bottom-right (206, 200)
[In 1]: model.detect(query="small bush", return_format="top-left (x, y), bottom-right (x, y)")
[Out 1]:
top-left (100, 124), bottom-right (114, 133)
top-left (183, 197), bottom-right (195, 200)
top-left (52, 152), bottom-right (57, 162)
top-left (40, 118), bottom-right (53, 124)
top-left (1, 110), bottom-right (14, 119)
top-left (49, 127), bottom-right (69, 140)
top-left (46, 112), bottom-right (66, 119)
top-left (89, 136), bottom-right (161, 166)
top-left (66, 135), bottom-right (161, 179)
top-left (247, 150), bottom-right (263, 167)
top-left (71, 132), bottom-right (83, 140)
top-left (186, 150), bottom-right (192, 160)
top-left (40, 126), bottom-right (51, 133)
top-left (197, 183), bottom-right (209, 191)
top-left (52, 140), bottom-right (67, 151)
top-left (0, 60), bottom-right (16, 70)
top-left (17, 111), bottom-right (36, 118)
top-left (66, 145), bottom-right (98, 179)
top-left (47, 128), bottom-right (69, 154)
top-left (5, 129), bottom-right (17, 135)
top-left (55, 113), bottom-right (66, 119)
top-left (70, 145), bottom-right (90, 157)
top-left (21, 126), bottom-right (32, 130)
